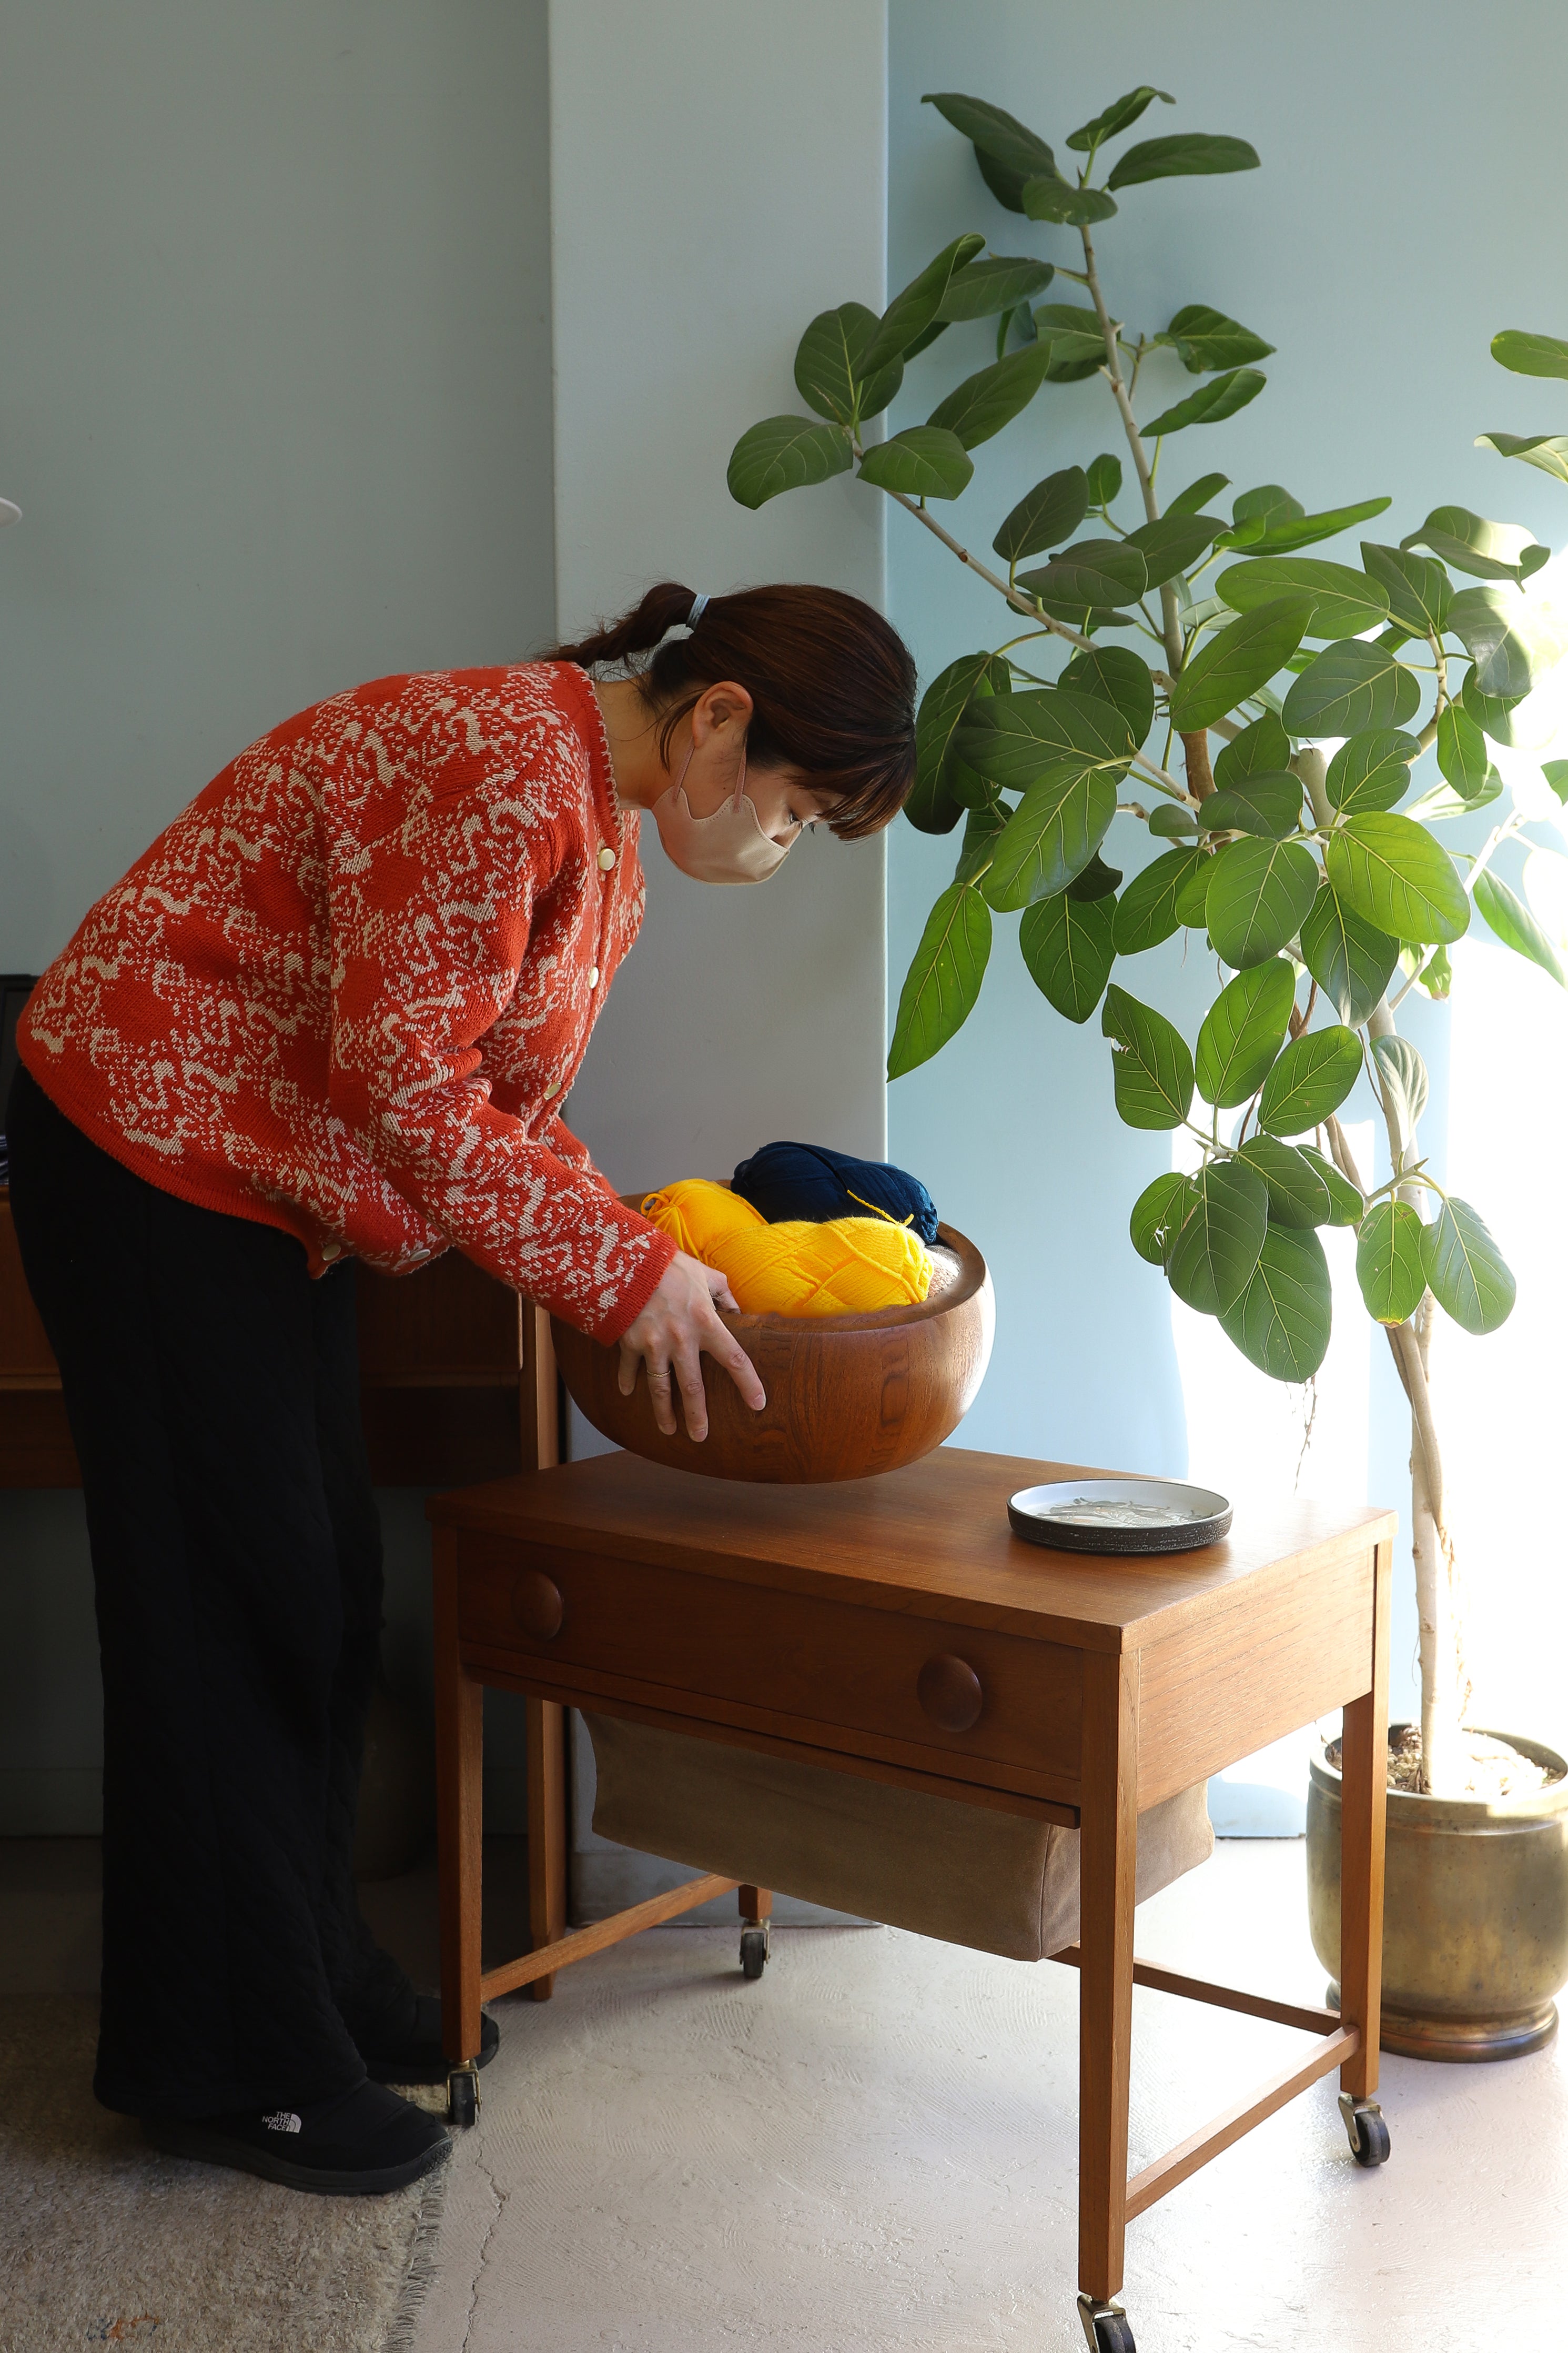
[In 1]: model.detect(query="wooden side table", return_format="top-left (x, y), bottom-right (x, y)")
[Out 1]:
top-left (429, 1446), bottom-right (1394, 2353)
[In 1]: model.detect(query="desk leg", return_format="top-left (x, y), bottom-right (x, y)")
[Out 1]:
top-left (1078, 1650), bottom-right (1139, 2308)
top-left (527, 1697), bottom-right (569, 2002)
top-left (434, 1527), bottom-right (484, 2067)
top-left (1339, 1537), bottom-right (1391, 2098)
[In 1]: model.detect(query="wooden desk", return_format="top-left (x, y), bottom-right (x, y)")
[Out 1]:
top-left (429, 1447), bottom-right (1394, 2351)
top-left (0, 1186), bottom-right (557, 1489)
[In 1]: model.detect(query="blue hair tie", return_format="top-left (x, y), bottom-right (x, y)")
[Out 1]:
top-left (731, 1141), bottom-right (940, 1245)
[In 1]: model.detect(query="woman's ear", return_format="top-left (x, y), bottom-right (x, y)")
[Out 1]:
top-left (689, 680), bottom-right (755, 751)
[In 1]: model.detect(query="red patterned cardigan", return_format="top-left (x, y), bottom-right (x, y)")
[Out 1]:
top-left (18, 661), bottom-right (676, 1343)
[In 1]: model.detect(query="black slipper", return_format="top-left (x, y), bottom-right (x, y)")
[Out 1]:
top-left (359, 1993), bottom-right (499, 2086)
top-left (143, 2077), bottom-right (450, 2196)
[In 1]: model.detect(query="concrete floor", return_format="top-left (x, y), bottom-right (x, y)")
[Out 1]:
top-left (408, 1843), bottom-right (1567, 2353)
top-left (5, 1838), bottom-right (1564, 2350)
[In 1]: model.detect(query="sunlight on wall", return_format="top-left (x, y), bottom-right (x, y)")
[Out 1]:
top-left (1170, 1119), bottom-right (1377, 1828)
top-left (1442, 938), bottom-right (1568, 1753)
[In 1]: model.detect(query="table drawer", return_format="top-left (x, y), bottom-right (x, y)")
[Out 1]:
top-left (456, 1534), bottom-right (1082, 1781)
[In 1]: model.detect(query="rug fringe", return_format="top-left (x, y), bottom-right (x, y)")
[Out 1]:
top-left (383, 2160), bottom-right (448, 2353)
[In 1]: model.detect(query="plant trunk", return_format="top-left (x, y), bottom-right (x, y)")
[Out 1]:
top-left (1180, 731), bottom-right (1215, 801)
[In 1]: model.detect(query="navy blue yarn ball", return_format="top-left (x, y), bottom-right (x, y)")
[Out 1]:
top-left (730, 1141), bottom-right (940, 1245)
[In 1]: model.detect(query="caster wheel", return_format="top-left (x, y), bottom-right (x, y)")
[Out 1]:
top-left (740, 1926), bottom-right (770, 1980)
top-left (447, 2065), bottom-right (480, 2128)
top-left (1338, 2092), bottom-right (1390, 2166)
top-left (1076, 2293), bottom-right (1136, 2352)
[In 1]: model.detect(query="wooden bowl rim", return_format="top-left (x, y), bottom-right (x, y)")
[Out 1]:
top-left (577, 1189), bottom-right (989, 1338)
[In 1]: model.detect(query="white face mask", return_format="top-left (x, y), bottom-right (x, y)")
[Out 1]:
top-left (649, 743), bottom-right (801, 886)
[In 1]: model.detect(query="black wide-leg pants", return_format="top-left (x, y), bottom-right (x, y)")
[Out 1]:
top-left (6, 1061), bottom-right (415, 2117)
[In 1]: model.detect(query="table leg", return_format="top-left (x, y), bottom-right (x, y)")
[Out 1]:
top-left (739, 1885), bottom-right (773, 1926)
top-left (434, 1527), bottom-right (484, 2067)
top-left (1078, 1650), bottom-right (1139, 2307)
top-left (1339, 1537), bottom-right (1391, 2098)
top-left (527, 1696), bottom-right (569, 2002)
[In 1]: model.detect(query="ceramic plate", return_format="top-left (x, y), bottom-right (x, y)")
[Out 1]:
top-left (1007, 1477), bottom-right (1232, 1556)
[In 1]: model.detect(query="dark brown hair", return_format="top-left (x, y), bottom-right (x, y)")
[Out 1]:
top-left (547, 581), bottom-right (917, 840)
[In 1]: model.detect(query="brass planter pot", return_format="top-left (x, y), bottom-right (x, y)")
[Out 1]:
top-left (1307, 1725), bottom-right (1568, 2061)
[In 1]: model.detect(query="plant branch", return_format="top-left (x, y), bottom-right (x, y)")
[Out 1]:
top-left (871, 477), bottom-right (1096, 651)
top-left (1079, 220), bottom-right (1183, 676)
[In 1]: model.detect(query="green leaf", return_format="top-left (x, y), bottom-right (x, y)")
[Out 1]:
top-left (1130, 1171), bottom-right (1195, 1265)
top-left (1066, 851), bottom-right (1123, 902)
top-left (1141, 367), bottom-right (1267, 439)
top-left (887, 883), bottom-right (992, 1078)
top-left (1326, 728), bottom-right (1419, 814)
top-left (1300, 886), bottom-right (1400, 1024)
top-left (1359, 542), bottom-right (1452, 635)
top-left (993, 467), bottom-right (1089, 562)
top-left (1125, 512), bottom-right (1229, 588)
top-left (1149, 803), bottom-right (1200, 837)
top-left (1156, 304), bottom-right (1276, 375)
top-left (1219, 495), bottom-right (1391, 557)
top-left (1491, 328), bottom-right (1568, 379)
top-left (1067, 86), bottom-right (1175, 152)
top-left (953, 799), bottom-right (1008, 884)
top-left (1174, 849), bottom-right (1219, 926)
top-left (982, 766), bottom-right (1118, 910)
top-left (1258, 1024), bottom-right (1363, 1133)
top-left (1448, 586), bottom-right (1537, 701)
top-left (923, 93), bottom-right (1058, 188)
top-left (1356, 1202), bottom-right (1429, 1326)
top-left (936, 255), bottom-right (1056, 321)
top-left (927, 343), bottom-right (1053, 449)
top-left (1031, 302), bottom-right (1112, 382)
top-left (1282, 639), bottom-right (1421, 737)
top-left (1107, 133), bottom-right (1260, 188)
top-left (1168, 1160), bottom-right (1270, 1316)
top-left (793, 304), bottom-right (903, 427)
top-left (1195, 957), bottom-right (1297, 1107)
top-left (1101, 983), bottom-right (1195, 1129)
top-left (858, 426), bottom-right (974, 500)
top-left (1198, 775), bottom-right (1302, 839)
top-left (909, 654), bottom-right (998, 834)
top-left (1326, 816), bottom-right (1471, 946)
top-left (1022, 174), bottom-right (1118, 226)
top-left (1405, 771), bottom-right (1504, 823)
top-left (1087, 452), bottom-right (1124, 505)
top-left (1235, 1136), bottom-right (1335, 1229)
top-left (1020, 891), bottom-right (1117, 1023)
top-left (1416, 943), bottom-right (1453, 999)
top-left (1369, 1034), bottom-right (1429, 1137)
top-left (1460, 664), bottom-right (1528, 747)
top-left (1437, 705), bottom-right (1493, 802)
top-left (727, 416), bottom-right (851, 509)
top-left (1169, 596), bottom-right (1315, 731)
top-left (1167, 470), bottom-right (1231, 518)
top-left (1474, 868), bottom-right (1567, 986)
top-left (1233, 484), bottom-right (1303, 529)
top-left (1422, 1199), bottom-right (1515, 1335)
top-left (1214, 713), bottom-right (1291, 788)
top-left (1019, 538), bottom-right (1148, 610)
top-left (957, 687), bottom-right (1136, 787)
top-left (1059, 647), bottom-right (1155, 747)
top-left (1219, 1223), bottom-right (1332, 1381)
top-left (1207, 838), bottom-right (1320, 969)
top-left (1401, 506), bottom-right (1549, 587)
top-left (1544, 760), bottom-right (1568, 806)
top-left (864, 233), bottom-right (987, 374)
top-left (1216, 557), bottom-right (1389, 641)
top-left (1111, 847), bottom-right (1208, 953)
top-left (1475, 430), bottom-right (1568, 487)
top-left (1300, 1143), bottom-right (1363, 1225)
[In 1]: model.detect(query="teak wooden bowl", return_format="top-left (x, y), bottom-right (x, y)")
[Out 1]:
top-left (551, 1209), bottom-right (994, 1484)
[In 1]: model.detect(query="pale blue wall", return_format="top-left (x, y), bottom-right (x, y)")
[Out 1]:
top-left (886, 0), bottom-right (1568, 1733)
top-left (0, 1), bottom-right (555, 1829)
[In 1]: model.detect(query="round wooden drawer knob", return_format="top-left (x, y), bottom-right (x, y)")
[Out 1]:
top-left (512, 1569), bottom-right (563, 1641)
top-left (917, 1653), bottom-right (983, 1733)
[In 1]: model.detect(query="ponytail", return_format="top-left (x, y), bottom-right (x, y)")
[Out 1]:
top-left (545, 580), bottom-right (917, 841)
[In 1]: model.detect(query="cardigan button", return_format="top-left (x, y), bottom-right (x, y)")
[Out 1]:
top-left (916, 1654), bottom-right (984, 1733)
top-left (321, 1241), bottom-right (341, 1262)
top-left (598, 846), bottom-right (617, 871)
top-left (588, 965), bottom-right (600, 988)
top-left (543, 1077), bottom-right (560, 1098)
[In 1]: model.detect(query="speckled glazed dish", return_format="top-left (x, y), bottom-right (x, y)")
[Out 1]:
top-left (1007, 1477), bottom-right (1232, 1555)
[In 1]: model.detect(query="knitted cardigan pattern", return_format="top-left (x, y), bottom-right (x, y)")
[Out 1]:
top-left (18, 661), bottom-right (675, 1343)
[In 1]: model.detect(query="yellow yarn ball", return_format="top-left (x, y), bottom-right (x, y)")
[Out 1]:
top-left (641, 1178), bottom-right (933, 1316)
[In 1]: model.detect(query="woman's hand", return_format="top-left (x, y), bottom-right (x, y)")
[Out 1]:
top-left (617, 1251), bottom-right (766, 1441)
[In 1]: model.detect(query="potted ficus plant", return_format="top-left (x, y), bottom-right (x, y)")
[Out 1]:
top-left (727, 84), bottom-right (1568, 2060)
